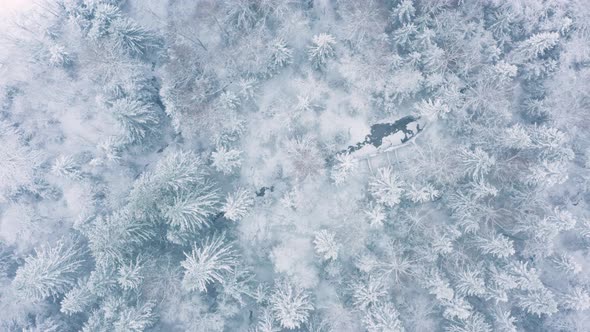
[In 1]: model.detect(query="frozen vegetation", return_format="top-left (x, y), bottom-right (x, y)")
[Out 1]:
top-left (0, 0), bottom-right (590, 331)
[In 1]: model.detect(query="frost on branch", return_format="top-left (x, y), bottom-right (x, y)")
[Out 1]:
top-left (164, 190), bottom-right (220, 231)
top-left (13, 239), bottom-right (85, 301)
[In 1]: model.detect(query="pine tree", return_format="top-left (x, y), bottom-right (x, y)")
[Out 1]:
top-left (313, 230), bottom-right (339, 261)
top-left (51, 155), bottom-right (83, 180)
top-left (13, 239), bottom-right (85, 300)
top-left (61, 279), bottom-right (97, 315)
top-left (181, 235), bottom-right (238, 292)
top-left (110, 98), bottom-right (160, 145)
top-left (270, 279), bottom-right (314, 330)
top-left (222, 187), bottom-right (254, 222)
top-left (507, 261), bottom-right (544, 291)
top-left (561, 287), bottom-right (590, 311)
top-left (517, 287), bottom-right (558, 316)
top-left (153, 151), bottom-right (208, 193)
top-left (0, 122), bottom-right (40, 200)
top-left (86, 211), bottom-right (155, 265)
top-left (113, 301), bottom-right (156, 332)
top-left (391, 0), bottom-right (415, 25)
top-left (117, 257), bottom-right (144, 291)
top-left (268, 38), bottom-right (293, 71)
top-left (453, 266), bottom-right (486, 298)
top-left (406, 183), bottom-right (440, 203)
top-left (369, 167), bottom-right (405, 208)
top-left (308, 33), bottom-right (336, 69)
top-left (551, 253), bottom-right (581, 275)
top-left (109, 18), bottom-right (160, 56)
top-left (363, 302), bottom-right (405, 332)
top-left (331, 153), bottom-right (358, 185)
top-left (491, 307), bottom-right (517, 332)
top-left (164, 190), bottom-right (220, 231)
top-left (445, 312), bottom-right (492, 332)
top-left (501, 124), bottom-right (531, 149)
top-left (475, 233), bottom-right (515, 259)
top-left (441, 296), bottom-right (472, 321)
top-left (352, 277), bottom-right (388, 310)
top-left (364, 202), bottom-right (386, 229)
top-left (457, 147), bottom-right (496, 180)
top-left (211, 146), bottom-right (242, 175)
top-left (516, 32), bottom-right (560, 61)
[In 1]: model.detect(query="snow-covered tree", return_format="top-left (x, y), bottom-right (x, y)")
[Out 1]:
top-left (475, 233), bottom-right (515, 259)
top-left (308, 33), bottom-right (336, 69)
top-left (331, 153), bottom-right (358, 185)
top-left (164, 190), bottom-right (220, 231)
top-left (561, 287), bottom-right (590, 311)
top-left (457, 147), bottom-right (496, 180)
top-left (313, 230), bottom-right (339, 261)
top-left (515, 32), bottom-right (560, 62)
top-left (268, 38), bottom-right (293, 71)
top-left (0, 122), bottom-right (41, 200)
top-left (181, 235), bottom-right (238, 292)
top-left (51, 155), bottom-right (83, 180)
top-left (517, 287), bottom-right (559, 316)
top-left (269, 280), bottom-right (314, 330)
top-left (13, 239), bottom-right (85, 300)
top-left (110, 98), bottom-right (160, 145)
top-left (109, 18), bottom-right (160, 56)
top-left (61, 279), bottom-right (96, 315)
top-left (369, 167), bottom-right (405, 207)
top-left (211, 146), bottom-right (242, 175)
top-left (363, 302), bottom-right (405, 332)
top-left (222, 187), bottom-right (254, 222)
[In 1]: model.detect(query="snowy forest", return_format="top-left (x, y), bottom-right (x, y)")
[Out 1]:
top-left (1, 0), bottom-right (590, 331)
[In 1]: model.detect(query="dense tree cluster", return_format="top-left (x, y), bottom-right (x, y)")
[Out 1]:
top-left (1, 0), bottom-right (590, 331)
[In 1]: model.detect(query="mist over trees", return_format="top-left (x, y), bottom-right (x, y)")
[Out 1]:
top-left (1, 0), bottom-right (590, 331)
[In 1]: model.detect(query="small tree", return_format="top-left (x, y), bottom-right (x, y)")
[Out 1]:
top-left (211, 146), bottom-right (242, 175)
top-left (369, 167), bottom-right (405, 207)
top-left (313, 230), bottom-right (340, 261)
top-left (269, 38), bottom-right (293, 71)
top-left (51, 155), bottom-right (83, 180)
top-left (476, 233), bottom-right (515, 259)
top-left (457, 147), bottom-right (496, 180)
top-left (109, 18), bottom-right (160, 56)
top-left (181, 235), bottom-right (238, 292)
top-left (561, 287), bottom-right (590, 311)
top-left (110, 98), bottom-right (160, 145)
top-left (308, 33), bottom-right (336, 69)
top-left (363, 302), bottom-right (405, 332)
top-left (331, 153), bottom-right (358, 185)
top-left (270, 280), bottom-right (314, 330)
top-left (113, 301), bottom-right (157, 332)
top-left (222, 187), bottom-right (254, 222)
